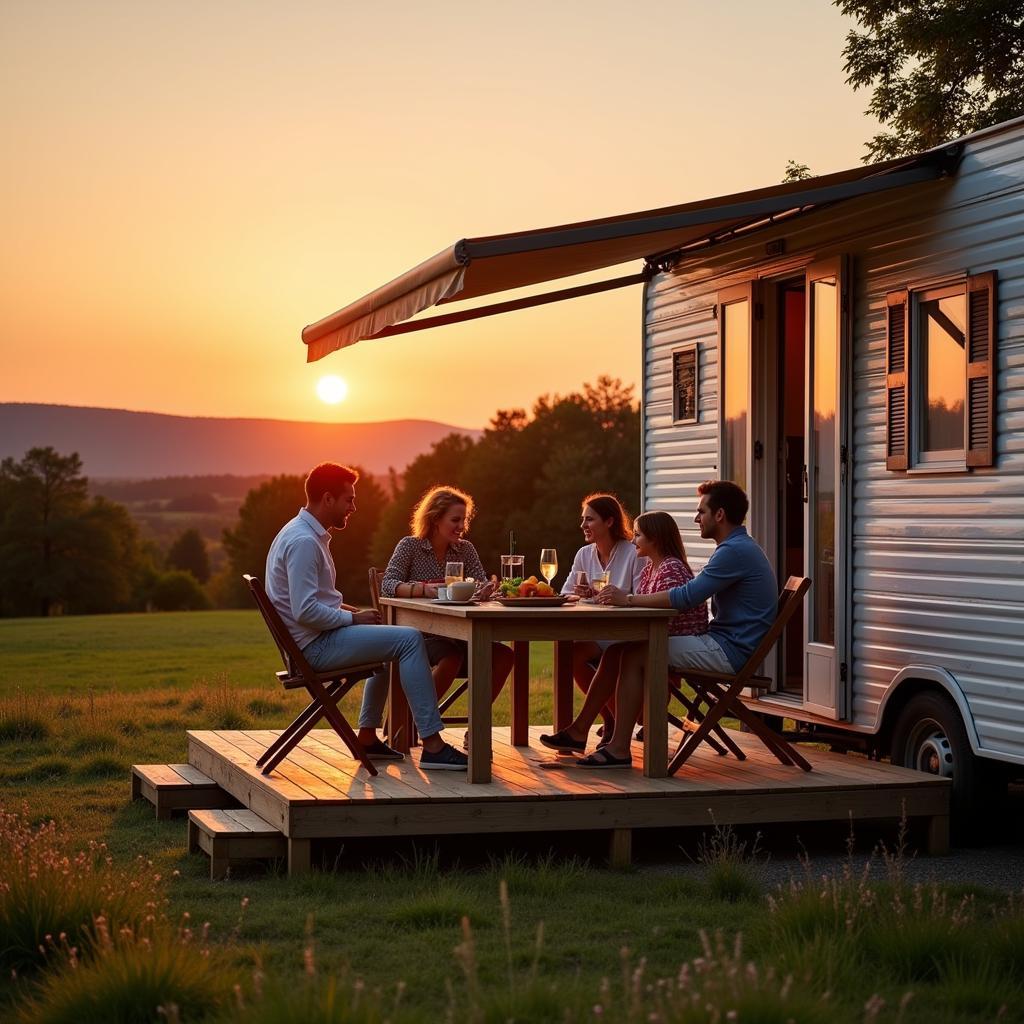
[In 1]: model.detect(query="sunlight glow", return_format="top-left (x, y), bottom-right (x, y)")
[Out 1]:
top-left (316, 375), bottom-right (349, 404)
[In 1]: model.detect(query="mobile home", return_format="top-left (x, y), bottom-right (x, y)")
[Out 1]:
top-left (304, 116), bottom-right (1024, 823)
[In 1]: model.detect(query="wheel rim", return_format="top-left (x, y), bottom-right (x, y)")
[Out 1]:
top-left (905, 717), bottom-right (955, 779)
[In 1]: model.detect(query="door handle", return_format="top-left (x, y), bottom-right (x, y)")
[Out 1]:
top-left (801, 465), bottom-right (809, 503)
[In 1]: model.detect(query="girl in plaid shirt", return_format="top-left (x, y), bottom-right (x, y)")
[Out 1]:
top-left (540, 510), bottom-right (707, 761)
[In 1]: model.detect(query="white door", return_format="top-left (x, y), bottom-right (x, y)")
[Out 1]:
top-left (802, 258), bottom-right (849, 719)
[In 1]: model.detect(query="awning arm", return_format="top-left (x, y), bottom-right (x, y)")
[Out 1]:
top-left (339, 269), bottom-right (648, 344)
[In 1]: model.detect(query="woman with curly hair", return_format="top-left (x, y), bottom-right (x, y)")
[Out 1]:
top-left (380, 485), bottom-right (513, 708)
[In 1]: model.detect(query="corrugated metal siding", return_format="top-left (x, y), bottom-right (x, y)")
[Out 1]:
top-left (643, 122), bottom-right (1024, 763)
top-left (643, 287), bottom-right (720, 570)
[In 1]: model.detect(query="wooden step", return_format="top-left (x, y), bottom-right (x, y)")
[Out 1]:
top-left (131, 763), bottom-right (236, 820)
top-left (187, 809), bottom-right (288, 880)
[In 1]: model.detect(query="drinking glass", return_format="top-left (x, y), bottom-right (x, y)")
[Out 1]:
top-left (591, 571), bottom-right (610, 593)
top-left (539, 548), bottom-right (558, 587)
top-left (445, 561), bottom-right (464, 585)
top-left (501, 554), bottom-right (525, 580)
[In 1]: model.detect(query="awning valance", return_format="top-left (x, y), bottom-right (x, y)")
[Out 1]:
top-left (303, 146), bottom-right (960, 362)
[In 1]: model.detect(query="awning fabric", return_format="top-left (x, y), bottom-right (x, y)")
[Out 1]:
top-left (303, 146), bottom-right (960, 362)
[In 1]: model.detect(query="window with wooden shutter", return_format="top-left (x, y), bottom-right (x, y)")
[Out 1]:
top-left (965, 271), bottom-right (997, 467)
top-left (885, 290), bottom-right (909, 470)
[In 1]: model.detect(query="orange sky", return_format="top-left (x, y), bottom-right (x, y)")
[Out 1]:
top-left (1, 1), bottom-right (880, 430)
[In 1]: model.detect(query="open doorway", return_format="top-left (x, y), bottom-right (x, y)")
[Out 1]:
top-left (777, 279), bottom-right (805, 696)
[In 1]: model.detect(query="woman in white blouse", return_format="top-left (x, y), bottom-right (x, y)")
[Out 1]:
top-left (560, 493), bottom-right (647, 734)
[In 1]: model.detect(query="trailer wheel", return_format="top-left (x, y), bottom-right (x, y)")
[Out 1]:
top-left (890, 691), bottom-right (979, 835)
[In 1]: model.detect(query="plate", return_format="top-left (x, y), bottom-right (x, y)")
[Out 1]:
top-left (433, 597), bottom-right (477, 606)
top-left (495, 595), bottom-right (569, 607)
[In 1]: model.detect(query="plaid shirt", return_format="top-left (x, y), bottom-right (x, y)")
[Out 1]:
top-left (638, 557), bottom-right (708, 636)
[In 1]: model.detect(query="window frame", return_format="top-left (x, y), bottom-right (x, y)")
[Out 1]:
top-left (911, 281), bottom-right (968, 470)
top-left (884, 270), bottom-right (997, 473)
top-left (717, 283), bottom-right (755, 493)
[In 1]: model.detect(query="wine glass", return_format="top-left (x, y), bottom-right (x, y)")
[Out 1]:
top-left (445, 561), bottom-right (464, 585)
top-left (591, 571), bottom-right (609, 593)
top-left (539, 548), bottom-right (558, 588)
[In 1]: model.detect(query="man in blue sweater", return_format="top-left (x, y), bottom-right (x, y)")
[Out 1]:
top-left (576, 479), bottom-right (777, 768)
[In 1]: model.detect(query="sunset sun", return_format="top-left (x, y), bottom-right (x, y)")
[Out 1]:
top-left (316, 375), bottom-right (348, 404)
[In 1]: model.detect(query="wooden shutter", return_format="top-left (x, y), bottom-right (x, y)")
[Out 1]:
top-left (965, 271), bottom-right (997, 468)
top-left (885, 290), bottom-right (910, 470)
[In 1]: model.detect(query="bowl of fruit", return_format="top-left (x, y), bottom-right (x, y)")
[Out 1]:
top-left (495, 576), bottom-right (569, 607)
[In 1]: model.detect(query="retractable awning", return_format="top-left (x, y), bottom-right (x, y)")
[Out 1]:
top-left (303, 145), bottom-right (960, 362)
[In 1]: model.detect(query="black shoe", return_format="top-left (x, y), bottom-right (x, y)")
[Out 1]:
top-left (575, 749), bottom-right (632, 769)
top-left (420, 742), bottom-right (469, 771)
top-left (361, 738), bottom-right (405, 761)
top-left (539, 729), bottom-right (586, 753)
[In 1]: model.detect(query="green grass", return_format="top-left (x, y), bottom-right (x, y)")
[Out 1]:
top-left (1, 610), bottom-right (1022, 1022)
top-left (0, 610), bottom-right (556, 700)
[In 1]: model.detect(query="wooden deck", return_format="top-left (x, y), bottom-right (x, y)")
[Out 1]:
top-left (187, 726), bottom-right (951, 873)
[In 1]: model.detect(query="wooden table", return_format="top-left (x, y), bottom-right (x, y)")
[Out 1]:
top-left (379, 597), bottom-right (678, 783)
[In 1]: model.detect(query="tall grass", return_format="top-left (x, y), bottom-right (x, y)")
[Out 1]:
top-left (18, 913), bottom-right (239, 1024)
top-left (760, 821), bottom-right (1024, 1019)
top-left (0, 807), bottom-right (166, 977)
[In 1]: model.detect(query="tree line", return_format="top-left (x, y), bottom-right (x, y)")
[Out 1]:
top-left (0, 378), bottom-right (640, 616)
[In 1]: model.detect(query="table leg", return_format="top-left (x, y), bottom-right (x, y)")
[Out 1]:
top-left (511, 641), bottom-right (530, 746)
top-left (554, 641), bottom-right (574, 731)
top-left (642, 622), bottom-right (668, 778)
top-left (468, 622), bottom-right (493, 783)
top-left (384, 604), bottom-right (412, 754)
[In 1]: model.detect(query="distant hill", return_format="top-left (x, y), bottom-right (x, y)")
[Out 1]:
top-left (0, 404), bottom-right (481, 479)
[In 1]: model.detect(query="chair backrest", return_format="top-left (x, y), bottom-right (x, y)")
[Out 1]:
top-left (733, 575), bottom-right (812, 685)
top-left (243, 574), bottom-right (309, 681)
top-left (367, 567), bottom-right (384, 613)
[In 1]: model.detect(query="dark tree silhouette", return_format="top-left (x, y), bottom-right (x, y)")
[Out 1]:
top-left (838, 0), bottom-right (1024, 160)
top-left (167, 527), bottom-right (211, 583)
top-left (0, 447), bottom-right (145, 616)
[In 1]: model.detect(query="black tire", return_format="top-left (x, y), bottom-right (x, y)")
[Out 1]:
top-left (890, 690), bottom-right (990, 840)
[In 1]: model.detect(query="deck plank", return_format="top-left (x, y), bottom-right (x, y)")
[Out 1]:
top-left (187, 726), bottom-right (951, 854)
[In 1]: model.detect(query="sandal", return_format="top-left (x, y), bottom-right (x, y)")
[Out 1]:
top-left (539, 729), bottom-right (585, 753)
top-left (574, 748), bottom-right (632, 769)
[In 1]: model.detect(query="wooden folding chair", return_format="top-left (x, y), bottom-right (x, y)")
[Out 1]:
top-left (668, 575), bottom-right (813, 775)
top-left (244, 574), bottom-right (382, 777)
top-left (667, 664), bottom-right (774, 760)
top-left (368, 567), bottom-right (468, 726)
top-left (667, 673), bottom-right (746, 759)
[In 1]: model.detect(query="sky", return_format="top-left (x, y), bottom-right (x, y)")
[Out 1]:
top-left (1, 0), bottom-right (881, 430)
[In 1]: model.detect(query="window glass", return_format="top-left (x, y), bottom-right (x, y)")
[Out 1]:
top-left (721, 300), bottom-right (748, 492)
top-left (811, 279), bottom-right (837, 646)
top-left (919, 292), bottom-right (966, 455)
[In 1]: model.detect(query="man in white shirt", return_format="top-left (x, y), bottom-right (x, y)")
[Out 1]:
top-left (265, 462), bottom-right (467, 770)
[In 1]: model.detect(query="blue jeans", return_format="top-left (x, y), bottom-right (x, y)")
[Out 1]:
top-left (303, 625), bottom-right (444, 739)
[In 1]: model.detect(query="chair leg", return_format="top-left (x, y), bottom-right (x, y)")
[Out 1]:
top-left (258, 679), bottom-right (353, 771)
top-left (438, 680), bottom-right (469, 716)
top-left (668, 710), bottom-right (728, 756)
top-left (313, 685), bottom-right (379, 777)
top-left (672, 686), bottom-right (746, 761)
top-left (731, 703), bottom-right (812, 771)
top-left (257, 682), bottom-right (341, 767)
top-left (668, 685), bottom-right (742, 775)
top-left (699, 680), bottom-right (810, 770)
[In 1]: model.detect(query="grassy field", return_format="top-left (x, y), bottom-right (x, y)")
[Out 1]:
top-left (1, 610), bottom-right (1022, 1022)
